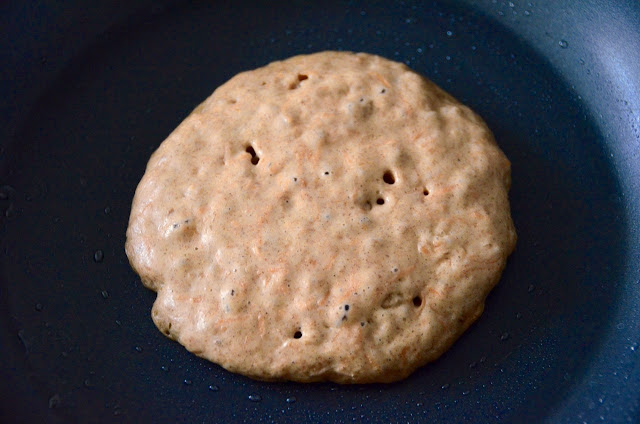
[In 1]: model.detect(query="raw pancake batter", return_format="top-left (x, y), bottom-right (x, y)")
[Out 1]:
top-left (126, 51), bottom-right (517, 383)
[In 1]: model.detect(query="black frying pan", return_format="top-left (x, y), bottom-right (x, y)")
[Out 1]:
top-left (1, 1), bottom-right (639, 422)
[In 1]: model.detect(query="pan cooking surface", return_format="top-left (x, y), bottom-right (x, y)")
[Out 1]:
top-left (1, 1), bottom-right (638, 422)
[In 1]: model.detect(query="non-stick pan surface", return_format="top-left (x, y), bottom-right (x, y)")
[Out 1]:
top-left (1, 1), bottom-right (639, 422)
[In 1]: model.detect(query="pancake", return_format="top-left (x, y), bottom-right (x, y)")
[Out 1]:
top-left (125, 51), bottom-right (517, 383)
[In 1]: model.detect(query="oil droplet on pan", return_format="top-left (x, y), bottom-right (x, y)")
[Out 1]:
top-left (93, 250), bottom-right (104, 263)
top-left (48, 394), bottom-right (61, 409)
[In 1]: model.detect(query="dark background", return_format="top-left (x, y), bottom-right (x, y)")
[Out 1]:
top-left (1, 1), bottom-right (639, 422)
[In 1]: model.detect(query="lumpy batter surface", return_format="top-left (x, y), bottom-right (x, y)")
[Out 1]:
top-left (125, 51), bottom-right (516, 383)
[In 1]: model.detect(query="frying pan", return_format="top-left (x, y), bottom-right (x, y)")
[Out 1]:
top-left (1, 1), bottom-right (638, 422)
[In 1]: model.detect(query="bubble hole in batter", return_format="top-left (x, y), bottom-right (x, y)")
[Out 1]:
top-left (383, 170), bottom-right (395, 185)
top-left (245, 145), bottom-right (260, 165)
